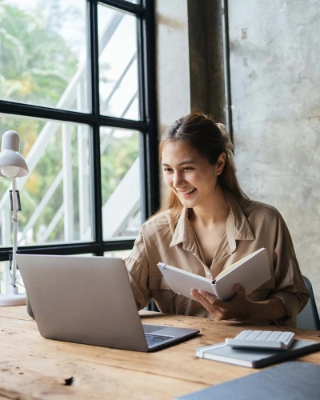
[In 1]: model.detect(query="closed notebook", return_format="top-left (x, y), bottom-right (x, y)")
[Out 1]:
top-left (157, 247), bottom-right (270, 301)
top-left (176, 361), bottom-right (320, 400)
top-left (195, 339), bottom-right (320, 368)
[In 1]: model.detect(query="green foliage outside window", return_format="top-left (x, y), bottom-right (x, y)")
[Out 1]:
top-left (0, 1), bottom-right (140, 245)
top-left (0, 1), bottom-right (79, 106)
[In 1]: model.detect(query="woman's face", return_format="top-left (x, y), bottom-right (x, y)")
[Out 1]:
top-left (161, 140), bottom-right (225, 209)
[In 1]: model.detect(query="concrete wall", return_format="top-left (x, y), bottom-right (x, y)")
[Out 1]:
top-left (228, 0), bottom-right (320, 310)
top-left (155, 0), bottom-right (191, 133)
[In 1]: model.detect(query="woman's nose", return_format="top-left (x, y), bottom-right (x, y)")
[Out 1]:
top-left (173, 171), bottom-right (183, 187)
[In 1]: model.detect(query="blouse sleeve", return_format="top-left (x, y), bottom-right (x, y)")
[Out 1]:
top-left (125, 229), bottom-right (152, 310)
top-left (268, 212), bottom-right (310, 327)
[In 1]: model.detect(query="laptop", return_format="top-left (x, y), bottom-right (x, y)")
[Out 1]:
top-left (16, 254), bottom-right (199, 352)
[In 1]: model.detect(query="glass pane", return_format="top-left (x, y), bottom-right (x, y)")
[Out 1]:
top-left (98, 5), bottom-right (140, 120)
top-left (104, 249), bottom-right (131, 258)
top-left (100, 127), bottom-right (141, 240)
top-left (0, 0), bottom-right (89, 112)
top-left (0, 114), bottom-right (93, 246)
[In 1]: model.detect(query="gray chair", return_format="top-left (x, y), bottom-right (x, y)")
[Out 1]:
top-left (296, 276), bottom-right (320, 330)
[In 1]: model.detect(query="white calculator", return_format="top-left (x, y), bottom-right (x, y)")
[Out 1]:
top-left (225, 329), bottom-right (295, 350)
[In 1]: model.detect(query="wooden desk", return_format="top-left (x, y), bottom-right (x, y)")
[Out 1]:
top-left (1, 307), bottom-right (320, 400)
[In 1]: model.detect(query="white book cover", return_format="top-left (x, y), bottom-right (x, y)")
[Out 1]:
top-left (157, 248), bottom-right (271, 301)
top-left (194, 340), bottom-right (320, 369)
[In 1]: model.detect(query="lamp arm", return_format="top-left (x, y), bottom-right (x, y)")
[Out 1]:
top-left (11, 177), bottom-right (19, 293)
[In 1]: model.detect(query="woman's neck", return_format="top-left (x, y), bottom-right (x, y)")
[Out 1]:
top-left (189, 187), bottom-right (230, 227)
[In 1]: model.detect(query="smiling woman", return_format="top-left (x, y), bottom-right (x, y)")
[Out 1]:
top-left (125, 111), bottom-right (310, 328)
top-left (159, 113), bottom-right (247, 214)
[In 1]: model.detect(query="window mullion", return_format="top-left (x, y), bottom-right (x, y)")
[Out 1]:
top-left (87, 0), bottom-right (104, 254)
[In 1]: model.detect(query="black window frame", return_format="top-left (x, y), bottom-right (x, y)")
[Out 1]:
top-left (0, 0), bottom-right (159, 260)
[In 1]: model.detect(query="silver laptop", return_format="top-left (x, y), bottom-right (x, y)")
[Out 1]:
top-left (16, 254), bottom-right (199, 352)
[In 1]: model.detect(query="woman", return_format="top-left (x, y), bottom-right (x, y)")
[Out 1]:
top-left (126, 112), bottom-right (309, 327)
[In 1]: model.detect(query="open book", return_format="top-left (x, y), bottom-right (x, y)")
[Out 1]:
top-left (157, 248), bottom-right (271, 301)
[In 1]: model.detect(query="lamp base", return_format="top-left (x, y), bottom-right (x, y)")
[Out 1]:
top-left (0, 293), bottom-right (26, 306)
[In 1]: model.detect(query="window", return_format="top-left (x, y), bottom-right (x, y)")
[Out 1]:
top-left (0, 0), bottom-right (158, 289)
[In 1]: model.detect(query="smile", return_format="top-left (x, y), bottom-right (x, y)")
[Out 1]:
top-left (178, 188), bottom-right (196, 195)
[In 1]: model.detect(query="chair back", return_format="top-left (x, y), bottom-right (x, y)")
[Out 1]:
top-left (296, 276), bottom-right (320, 330)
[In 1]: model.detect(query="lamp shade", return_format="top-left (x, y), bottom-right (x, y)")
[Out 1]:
top-left (0, 131), bottom-right (29, 178)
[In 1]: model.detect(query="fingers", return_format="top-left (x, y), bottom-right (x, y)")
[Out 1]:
top-left (190, 289), bottom-right (206, 304)
top-left (191, 289), bottom-right (216, 316)
top-left (234, 283), bottom-right (246, 297)
top-left (191, 289), bottom-right (223, 318)
top-left (191, 289), bottom-right (218, 304)
top-left (191, 289), bottom-right (210, 306)
top-left (191, 285), bottom-right (249, 321)
top-left (192, 285), bottom-right (245, 302)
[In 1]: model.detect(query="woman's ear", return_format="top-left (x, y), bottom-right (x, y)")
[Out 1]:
top-left (216, 152), bottom-right (226, 176)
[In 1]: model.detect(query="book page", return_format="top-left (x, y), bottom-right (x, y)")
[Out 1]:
top-left (213, 248), bottom-right (270, 300)
top-left (214, 252), bottom-right (254, 280)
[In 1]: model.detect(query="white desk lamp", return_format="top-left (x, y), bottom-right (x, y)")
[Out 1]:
top-left (0, 130), bottom-right (29, 306)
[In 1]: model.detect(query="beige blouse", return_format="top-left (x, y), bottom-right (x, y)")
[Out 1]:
top-left (126, 192), bottom-right (309, 327)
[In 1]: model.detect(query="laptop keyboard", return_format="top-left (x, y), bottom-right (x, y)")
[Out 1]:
top-left (145, 333), bottom-right (173, 347)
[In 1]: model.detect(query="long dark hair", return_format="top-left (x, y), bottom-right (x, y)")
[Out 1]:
top-left (158, 112), bottom-right (248, 217)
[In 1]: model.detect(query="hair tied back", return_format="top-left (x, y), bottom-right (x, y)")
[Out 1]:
top-left (216, 123), bottom-right (237, 172)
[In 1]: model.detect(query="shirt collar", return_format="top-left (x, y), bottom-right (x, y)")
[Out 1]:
top-left (170, 207), bottom-right (191, 248)
top-left (225, 192), bottom-right (255, 252)
top-left (170, 191), bottom-right (255, 251)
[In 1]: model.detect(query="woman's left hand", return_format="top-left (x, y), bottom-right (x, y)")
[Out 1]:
top-left (191, 284), bottom-right (252, 320)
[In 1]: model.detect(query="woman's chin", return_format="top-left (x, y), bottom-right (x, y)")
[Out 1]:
top-left (178, 194), bottom-right (198, 208)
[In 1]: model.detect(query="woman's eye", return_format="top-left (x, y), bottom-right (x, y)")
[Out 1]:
top-left (183, 166), bottom-right (193, 170)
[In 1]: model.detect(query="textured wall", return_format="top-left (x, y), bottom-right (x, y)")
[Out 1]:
top-left (228, 0), bottom-right (320, 310)
top-left (155, 0), bottom-right (190, 132)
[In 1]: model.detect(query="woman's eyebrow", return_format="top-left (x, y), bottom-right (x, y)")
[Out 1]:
top-left (161, 160), bottom-right (196, 166)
